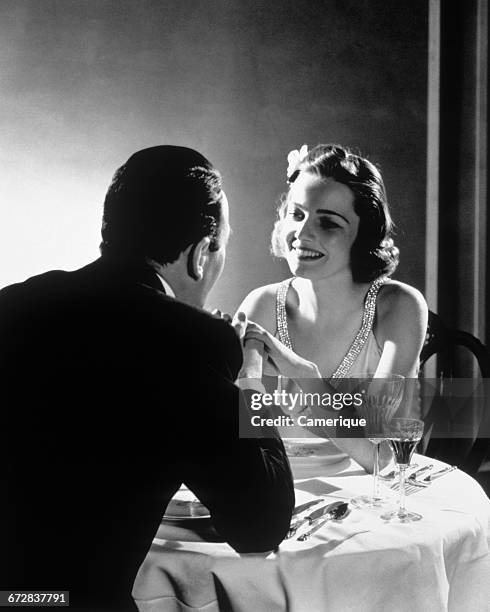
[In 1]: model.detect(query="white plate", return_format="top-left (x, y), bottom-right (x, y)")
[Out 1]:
top-left (283, 438), bottom-right (347, 465)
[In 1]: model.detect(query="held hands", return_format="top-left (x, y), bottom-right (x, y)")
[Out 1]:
top-left (212, 310), bottom-right (265, 385)
top-left (212, 308), bottom-right (320, 380)
top-left (212, 309), bottom-right (247, 340)
top-left (230, 312), bottom-right (265, 381)
top-left (242, 319), bottom-right (321, 380)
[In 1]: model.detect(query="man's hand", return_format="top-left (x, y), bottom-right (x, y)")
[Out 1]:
top-left (211, 308), bottom-right (232, 323)
top-left (231, 311), bottom-right (247, 340)
top-left (244, 320), bottom-right (321, 380)
top-left (213, 309), bottom-right (248, 341)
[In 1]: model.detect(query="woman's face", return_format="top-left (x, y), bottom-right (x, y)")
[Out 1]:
top-left (281, 172), bottom-right (360, 281)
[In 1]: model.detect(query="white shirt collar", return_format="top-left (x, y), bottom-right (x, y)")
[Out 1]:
top-left (155, 273), bottom-right (176, 298)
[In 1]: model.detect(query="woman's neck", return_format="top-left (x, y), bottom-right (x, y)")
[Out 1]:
top-left (292, 274), bottom-right (369, 323)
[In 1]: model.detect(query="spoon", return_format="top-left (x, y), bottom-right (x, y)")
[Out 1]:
top-left (297, 502), bottom-right (350, 541)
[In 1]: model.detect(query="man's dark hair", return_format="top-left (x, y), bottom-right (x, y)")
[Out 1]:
top-left (100, 146), bottom-right (223, 265)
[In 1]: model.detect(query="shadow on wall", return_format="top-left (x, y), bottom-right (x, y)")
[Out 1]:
top-left (0, 0), bottom-right (428, 313)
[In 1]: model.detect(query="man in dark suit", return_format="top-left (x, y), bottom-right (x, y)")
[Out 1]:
top-left (0, 146), bottom-right (294, 611)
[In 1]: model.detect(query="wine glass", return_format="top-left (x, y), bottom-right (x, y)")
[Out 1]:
top-left (381, 417), bottom-right (424, 522)
top-left (350, 373), bottom-right (404, 508)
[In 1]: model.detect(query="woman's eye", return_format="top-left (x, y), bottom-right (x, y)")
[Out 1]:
top-left (287, 210), bottom-right (303, 220)
top-left (320, 218), bottom-right (340, 230)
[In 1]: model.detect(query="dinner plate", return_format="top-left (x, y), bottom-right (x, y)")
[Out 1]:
top-left (163, 486), bottom-right (211, 521)
top-left (283, 438), bottom-right (347, 466)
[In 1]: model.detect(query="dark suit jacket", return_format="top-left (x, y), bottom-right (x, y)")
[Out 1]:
top-left (0, 258), bottom-right (294, 611)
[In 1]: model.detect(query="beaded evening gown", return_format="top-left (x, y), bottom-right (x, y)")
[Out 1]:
top-left (273, 277), bottom-right (385, 462)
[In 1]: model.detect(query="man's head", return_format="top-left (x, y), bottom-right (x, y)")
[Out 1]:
top-left (100, 146), bottom-right (230, 306)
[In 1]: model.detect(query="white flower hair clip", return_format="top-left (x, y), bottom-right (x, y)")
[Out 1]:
top-left (286, 144), bottom-right (308, 183)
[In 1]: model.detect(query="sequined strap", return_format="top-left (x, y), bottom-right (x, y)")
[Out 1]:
top-left (275, 278), bottom-right (294, 350)
top-left (275, 276), bottom-right (386, 378)
top-left (331, 277), bottom-right (386, 378)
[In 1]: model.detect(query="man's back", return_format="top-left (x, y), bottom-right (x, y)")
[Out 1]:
top-left (1, 259), bottom-right (294, 610)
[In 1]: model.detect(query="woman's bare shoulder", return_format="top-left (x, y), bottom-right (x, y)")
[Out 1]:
top-left (376, 279), bottom-right (428, 333)
top-left (236, 283), bottom-right (282, 331)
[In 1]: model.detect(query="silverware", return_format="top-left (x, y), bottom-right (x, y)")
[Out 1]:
top-left (292, 499), bottom-right (323, 517)
top-left (379, 470), bottom-right (397, 481)
top-left (422, 465), bottom-right (457, 482)
top-left (391, 465), bottom-right (433, 491)
top-left (380, 463), bottom-right (419, 481)
top-left (287, 501), bottom-right (345, 539)
top-left (297, 502), bottom-right (350, 541)
top-left (391, 480), bottom-right (428, 493)
top-left (404, 482), bottom-right (430, 495)
top-left (408, 464), bottom-right (434, 481)
top-left (403, 465), bottom-right (458, 495)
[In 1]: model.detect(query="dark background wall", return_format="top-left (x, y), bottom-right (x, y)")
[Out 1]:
top-left (0, 0), bottom-right (428, 313)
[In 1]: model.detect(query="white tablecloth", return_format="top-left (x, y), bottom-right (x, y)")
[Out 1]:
top-left (132, 455), bottom-right (490, 612)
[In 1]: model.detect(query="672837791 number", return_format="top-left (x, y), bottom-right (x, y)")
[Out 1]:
top-left (0, 592), bottom-right (69, 606)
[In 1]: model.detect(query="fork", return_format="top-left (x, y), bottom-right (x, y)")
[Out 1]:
top-left (392, 480), bottom-right (430, 495)
top-left (390, 465), bottom-right (433, 491)
top-left (380, 463), bottom-right (419, 481)
top-left (393, 465), bottom-right (458, 495)
top-left (403, 482), bottom-right (430, 495)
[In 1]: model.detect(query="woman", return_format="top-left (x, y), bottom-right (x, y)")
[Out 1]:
top-left (237, 144), bottom-right (428, 471)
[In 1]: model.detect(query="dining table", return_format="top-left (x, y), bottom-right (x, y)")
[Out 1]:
top-left (132, 444), bottom-right (490, 612)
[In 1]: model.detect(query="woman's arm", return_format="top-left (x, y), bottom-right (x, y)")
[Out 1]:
top-left (374, 281), bottom-right (428, 378)
top-left (373, 282), bottom-right (428, 422)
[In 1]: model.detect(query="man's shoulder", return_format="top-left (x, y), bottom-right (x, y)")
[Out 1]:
top-left (156, 296), bottom-right (240, 350)
top-left (0, 270), bottom-right (70, 308)
top-left (124, 294), bottom-right (243, 383)
top-left (0, 265), bottom-right (243, 376)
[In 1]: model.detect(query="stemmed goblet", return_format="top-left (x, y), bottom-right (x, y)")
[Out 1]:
top-left (381, 417), bottom-right (425, 522)
top-left (351, 373), bottom-right (404, 508)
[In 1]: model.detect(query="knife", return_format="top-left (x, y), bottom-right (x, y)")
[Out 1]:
top-left (380, 463), bottom-right (420, 480)
top-left (297, 502), bottom-right (350, 541)
top-left (292, 499), bottom-right (323, 517)
top-left (390, 464), bottom-right (435, 490)
top-left (422, 465), bottom-right (457, 482)
top-left (287, 501), bottom-right (345, 539)
top-left (407, 464), bottom-right (434, 481)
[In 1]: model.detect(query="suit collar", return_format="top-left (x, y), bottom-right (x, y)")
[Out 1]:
top-left (155, 274), bottom-right (176, 297)
top-left (88, 257), bottom-right (165, 292)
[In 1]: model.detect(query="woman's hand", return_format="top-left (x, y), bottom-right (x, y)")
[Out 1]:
top-left (244, 320), bottom-right (321, 380)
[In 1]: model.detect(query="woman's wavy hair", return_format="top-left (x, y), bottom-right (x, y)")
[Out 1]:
top-left (271, 144), bottom-right (399, 282)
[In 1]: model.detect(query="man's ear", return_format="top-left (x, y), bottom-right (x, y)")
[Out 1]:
top-left (187, 237), bottom-right (211, 281)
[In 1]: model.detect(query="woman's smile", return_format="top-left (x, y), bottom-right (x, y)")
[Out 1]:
top-left (290, 240), bottom-right (326, 261)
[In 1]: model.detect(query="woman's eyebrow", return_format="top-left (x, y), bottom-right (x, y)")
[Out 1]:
top-left (289, 202), bottom-right (349, 224)
top-left (316, 209), bottom-right (350, 224)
